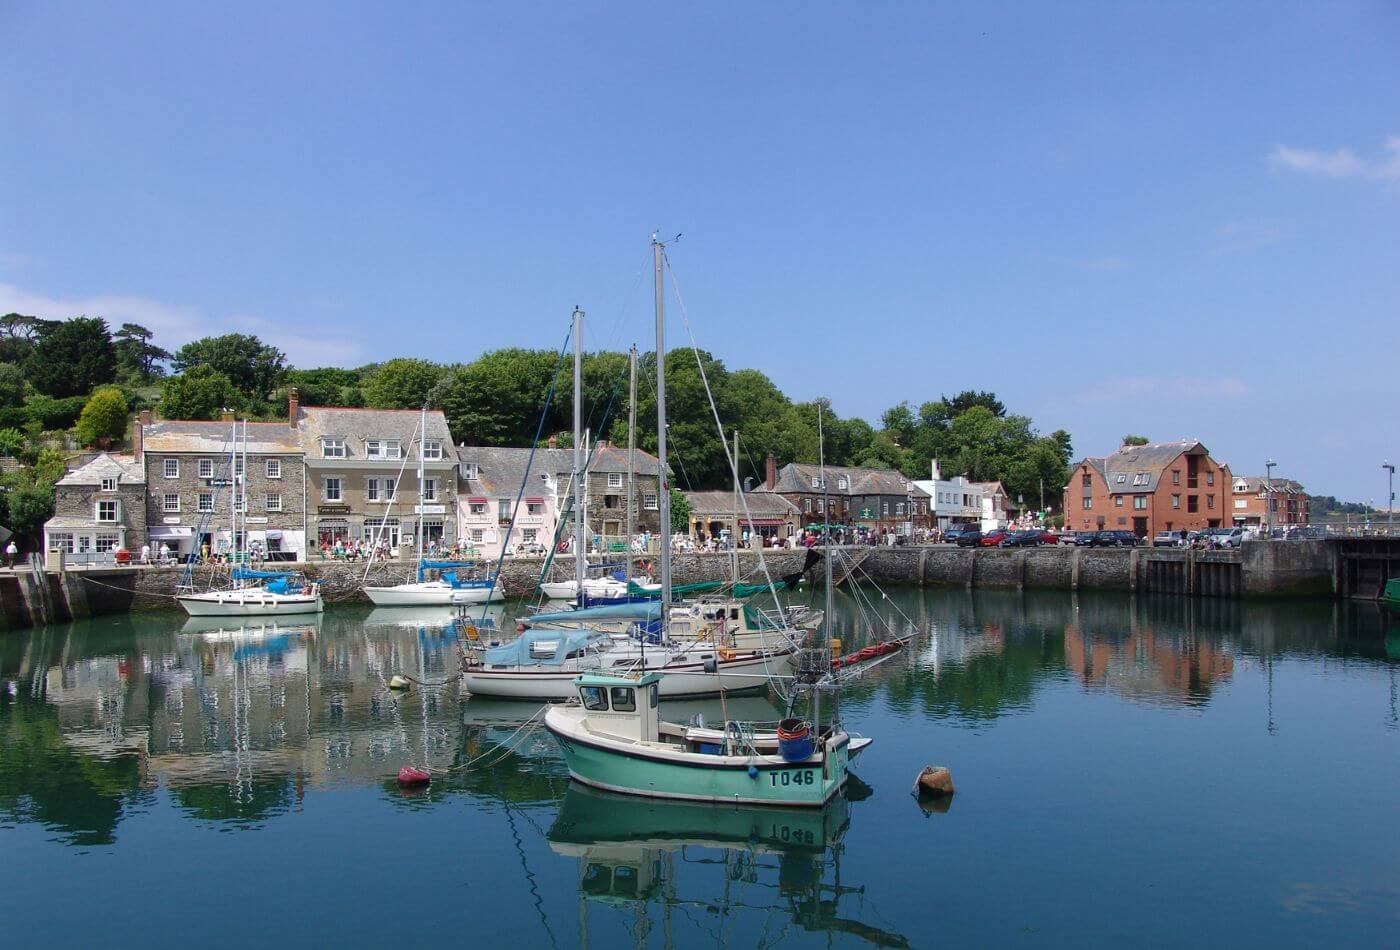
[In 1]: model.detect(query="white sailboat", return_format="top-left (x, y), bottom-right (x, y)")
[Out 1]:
top-left (178, 419), bottom-right (324, 618)
top-left (364, 406), bottom-right (502, 606)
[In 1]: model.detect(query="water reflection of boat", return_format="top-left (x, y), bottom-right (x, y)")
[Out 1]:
top-left (363, 605), bottom-right (462, 629)
top-left (180, 616), bottom-right (320, 640)
top-left (548, 784), bottom-right (908, 947)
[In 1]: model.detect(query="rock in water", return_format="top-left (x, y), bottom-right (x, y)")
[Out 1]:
top-left (388, 675), bottom-right (411, 690)
top-left (915, 765), bottom-right (955, 798)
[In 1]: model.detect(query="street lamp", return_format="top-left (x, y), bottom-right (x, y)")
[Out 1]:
top-left (1384, 461), bottom-right (1395, 533)
top-left (1264, 459), bottom-right (1276, 536)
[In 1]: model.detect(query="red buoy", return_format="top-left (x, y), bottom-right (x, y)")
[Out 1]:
top-left (397, 766), bottom-right (431, 787)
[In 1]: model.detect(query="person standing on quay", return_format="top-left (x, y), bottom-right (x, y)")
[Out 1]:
top-left (5, 539), bottom-right (17, 568)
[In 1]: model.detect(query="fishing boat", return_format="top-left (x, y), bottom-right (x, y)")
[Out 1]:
top-left (544, 670), bottom-right (868, 806)
top-left (461, 627), bottom-right (794, 700)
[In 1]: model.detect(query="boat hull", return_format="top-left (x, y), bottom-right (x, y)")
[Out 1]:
top-left (450, 585), bottom-right (504, 604)
top-left (462, 651), bottom-right (791, 701)
top-left (545, 711), bottom-right (852, 808)
top-left (177, 590), bottom-right (323, 617)
top-left (364, 582), bottom-right (458, 606)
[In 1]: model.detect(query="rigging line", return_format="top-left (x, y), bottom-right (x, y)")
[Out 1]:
top-left (360, 412), bottom-right (424, 585)
top-left (480, 324), bottom-right (573, 622)
top-left (595, 248), bottom-right (651, 362)
top-left (663, 251), bottom-right (787, 621)
top-left (637, 356), bottom-right (696, 491)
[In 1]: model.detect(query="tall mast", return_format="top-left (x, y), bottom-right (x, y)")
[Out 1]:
top-left (731, 429), bottom-right (740, 586)
top-left (228, 416), bottom-right (237, 560)
top-left (817, 403), bottom-right (833, 728)
top-left (626, 344), bottom-right (637, 584)
top-left (239, 418), bottom-right (248, 563)
top-left (572, 307), bottom-right (586, 599)
top-left (416, 404), bottom-right (426, 569)
top-left (653, 235), bottom-right (671, 626)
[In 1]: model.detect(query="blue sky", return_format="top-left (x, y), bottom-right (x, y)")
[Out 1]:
top-left (2, 2), bottom-right (1397, 501)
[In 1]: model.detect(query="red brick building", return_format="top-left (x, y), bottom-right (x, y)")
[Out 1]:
top-left (1064, 440), bottom-right (1232, 538)
top-left (1230, 475), bottom-right (1309, 529)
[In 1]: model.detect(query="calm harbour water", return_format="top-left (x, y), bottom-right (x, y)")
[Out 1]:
top-left (2, 588), bottom-right (1398, 948)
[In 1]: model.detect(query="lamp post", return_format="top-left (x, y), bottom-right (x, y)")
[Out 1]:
top-left (1384, 461), bottom-right (1395, 533)
top-left (1264, 459), bottom-right (1276, 537)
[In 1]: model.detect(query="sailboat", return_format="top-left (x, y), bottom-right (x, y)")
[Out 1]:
top-left (364, 405), bottom-right (501, 606)
top-left (545, 236), bottom-right (872, 807)
top-left (178, 418), bottom-right (323, 617)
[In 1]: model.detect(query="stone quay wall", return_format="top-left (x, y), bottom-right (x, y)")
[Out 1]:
top-left (0, 540), bottom-right (1349, 632)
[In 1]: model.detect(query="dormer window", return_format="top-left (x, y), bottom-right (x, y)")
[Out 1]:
top-left (838, 477), bottom-right (849, 490)
top-left (422, 439), bottom-right (442, 460)
top-left (1131, 473), bottom-right (1148, 486)
top-left (364, 439), bottom-right (401, 460)
top-left (461, 462), bottom-right (478, 480)
top-left (811, 476), bottom-right (821, 489)
top-left (100, 477), bottom-right (118, 493)
top-left (321, 438), bottom-right (346, 458)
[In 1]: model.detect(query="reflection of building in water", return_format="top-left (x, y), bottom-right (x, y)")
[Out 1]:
top-left (548, 785), bottom-right (910, 948)
top-left (1063, 623), bottom-right (1234, 706)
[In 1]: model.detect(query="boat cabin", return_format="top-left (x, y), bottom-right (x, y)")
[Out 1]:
top-left (572, 671), bottom-right (662, 743)
top-left (482, 629), bottom-right (609, 669)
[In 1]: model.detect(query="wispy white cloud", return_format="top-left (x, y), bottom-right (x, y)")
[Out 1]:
top-left (1269, 135), bottom-right (1400, 182)
top-left (1072, 376), bottom-right (1250, 405)
top-left (1211, 220), bottom-right (1295, 253)
top-left (0, 281), bottom-right (366, 367)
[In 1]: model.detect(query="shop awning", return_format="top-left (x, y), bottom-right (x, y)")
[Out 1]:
top-left (468, 497), bottom-right (488, 504)
top-left (264, 530), bottom-right (283, 539)
top-left (149, 526), bottom-right (194, 539)
top-left (525, 497), bottom-right (545, 504)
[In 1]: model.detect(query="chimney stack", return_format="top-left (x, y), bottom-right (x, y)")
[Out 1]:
top-left (134, 410), bottom-right (152, 464)
top-left (765, 454), bottom-right (777, 490)
top-left (930, 458), bottom-right (941, 481)
top-left (288, 386), bottom-right (299, 428)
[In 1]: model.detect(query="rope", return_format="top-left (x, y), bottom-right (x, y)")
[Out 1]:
top-left (432, 704), bottom-right (550, 774)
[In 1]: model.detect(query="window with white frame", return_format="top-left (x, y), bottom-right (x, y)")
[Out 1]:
top-left (522, 528), bottom-right (538, 543)
top-left (526, 501), bottom-right (542, 515)
top-left (324, 477), bottom-right (343, 502)
top-left (896, 502), bottom-right (905, 515)
top-left (95, 533), bottom-right (119, 553)
top-left (811, 476), bottom-right (821, 489)
top-left (608, 472), bottom-right (623, 488)
top-left (198, 459), bottom-right (214, 479)
top-left (882, 502), bottom-right (890, 516)
top-left (266, 493), bottom-right (282, 512)
top-left (48, 533), bottom-right (73, 553)
top-left (461, 462), bottom-right (478, 480)
top-left (96, 500), bottom-right (119, 522)
top-left (198, 493), bottom-right (214, 512)
top-left (838, 477), bottom-right (848, 490)
top-left (422, 440), bottom-right (443, 460)
top-left (266, 459), bottom-right (281, 479)
top-left (422, 478), bottom-right (437, 502)
top-left (470, 528), bottom-right (484, 543)
top-left (233, 494), bottom-right (244, 513)
top-left (804, 498), bottom-right (812, 513)
top-left (367, 478), bottom-right (380, 501)
top-left (497, 499), bottom-right (511, 522)
top-left (643, 493), bottom-right (658, 510)
top-left (1115, 473), bottom-right (1127, 484)
top-left (234, 458), bottom-right (244, 477)
top-left (1133, 495), bottom-right (1147, 510)
top-left (321, 438), bottom-right (346, 458)
top-left (76, 535), bottom-right (91, 554)
top-left (100, 476), bottom-right (118, 493)
top-left (163, 458), bottom-right (179, 478)
top-left (470, 501), bottom-right (486, 515)
top-left (163, 493), bottom-right (180, 512)
top-left (1132, 473), bottom-right (1148, 486)
top-left (1234, 499), bottom-right (1247, 509)
top-left (384, 477), bottom-right (396, 499)
top-left (1082, 498), bottom-right (1092, 510)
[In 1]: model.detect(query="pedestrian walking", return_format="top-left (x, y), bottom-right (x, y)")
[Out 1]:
top-left (141, 543), bottom-right (151, 565)
top-left (5, 539), bottom-right (17, 568)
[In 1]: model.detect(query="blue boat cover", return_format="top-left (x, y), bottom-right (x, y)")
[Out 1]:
top-left (483, 629), bottom-right (608, 666)
top-left (232, 568), bottom-right (294, 580)
top-left (524, 601), bottom-right (663, 627)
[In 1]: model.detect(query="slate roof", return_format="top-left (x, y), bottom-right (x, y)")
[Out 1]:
top-left (757, 462), bottom-right (913, 497)
top-left (56, 453), bottom-right (144, 486)
top-left (1236, 475), bottom-right (1305, 495)
top-left (456, 444), bottom-right (660, 499)
top-left (143, 420), bottom-right (301, 454)
top-left (297, 407), bottom-right (458, 461)
top-left (685, 490), bottom-right (799, 517)
top-left (1077, 440), bottom-right (1211, 495)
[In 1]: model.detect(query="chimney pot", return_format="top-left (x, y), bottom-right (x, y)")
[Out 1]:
top-left (288, 386), bottom-right (299, 428)
top-left (547, 435), bottom-right (558, 449)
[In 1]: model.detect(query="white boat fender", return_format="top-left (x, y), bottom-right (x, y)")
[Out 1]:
top-left (389, 675), bottom-right (412, 690)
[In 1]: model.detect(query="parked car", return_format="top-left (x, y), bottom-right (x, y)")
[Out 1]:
top-left (1215, 527), bottom-right (1249, 548)
top-left (1089, 530), bottom-right (1140, 548)
top-left (1153, 530), bottom-right (1188, 548)
top-left (1000, 529), bottom-right (1051, 547)
top-left (944, 525), bottom-right (981, 545)
top-left (979, 529), bottom-right (1011, 547)
top-left (1286, 525), bottom-right (1328, 540)
top-left (1068, 531), bottom-right (1099, 547)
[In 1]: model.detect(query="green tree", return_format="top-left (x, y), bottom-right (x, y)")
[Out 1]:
top-left (0, 363), bottom-right (26, 407)
top-left (113, 323), bottom-right (172, 382)
top-left (23, 394), bottom-right (87, 430)
top-left (284, 367), bottom-right (362, 406)
top-left (363, 358), bottom-right (447, 409)
top-left (159, 366), bottom-right (241, 420)
top-left (669, 487), bottom-right (691, 530)
top-left (75, 387), bottom-right (129, 447)
top-left (1121, 434), bottom-right (1148, 446)
top-left (441, 349), bottom-right (567, 446)
top-left (0, 427), bottom-right (24, 457)
top-left (172, 333), bottom-right (286, 400)
top-left (26, 317), bottom-right (117, 397)
top-left (1, 448), bottom-right (67, 545)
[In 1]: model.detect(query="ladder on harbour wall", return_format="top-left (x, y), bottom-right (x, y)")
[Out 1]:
top-left (828, 546), bottom-right (870, 588)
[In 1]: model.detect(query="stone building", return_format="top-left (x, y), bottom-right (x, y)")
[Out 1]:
top-left (683, 489), bottom-right (801, 546)
top-left (43, 454), bottom-right (146, 563)
top-left (456, 441), bottom-right (661, 554)
top-left (1063, 440), bottom-right (1232, 538)
top-left (137, 411), bottom-right (308, 560)
top-left (756, 456), bottom-right (925, 534)
top-left (298, 403), bottom-right (460, 553)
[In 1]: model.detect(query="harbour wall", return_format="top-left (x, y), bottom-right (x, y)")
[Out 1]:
top-left (0, 538), bottom-right (1378, 632)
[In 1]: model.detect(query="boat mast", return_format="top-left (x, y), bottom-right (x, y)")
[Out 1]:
top-left (227, 416), bottom-right (237, 563)
top-left (817, 402), bottom-right (833, 728)
top-left (239, 418), bottom-right (248, 566)
top-left (653, 235), bottom-right (671, 631)
top-left (731, 429), bottom-right (740, 586)
top-left (626, 344), bottom-right (637, 585)
top-left (572, 307), bottom-right (586, 602)
top-left (416, 403), bottom-right (426, 572)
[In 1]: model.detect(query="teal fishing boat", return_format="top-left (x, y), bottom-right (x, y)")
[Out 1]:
top-left (1383, 578), bottom-right (1399, 608)
top-left (543, 670), bottom-right (869, 807)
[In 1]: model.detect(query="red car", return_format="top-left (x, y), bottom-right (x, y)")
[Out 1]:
top-left (979, 529), bottom-right (1011, 547)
